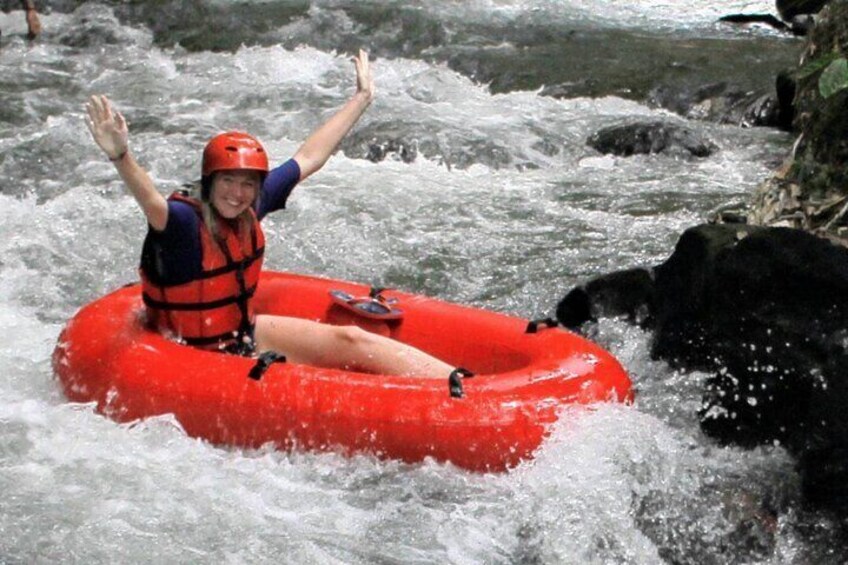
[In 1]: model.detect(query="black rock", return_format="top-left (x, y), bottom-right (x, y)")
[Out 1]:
top-left (586, 121), bottom-right (718, 158)
top-left (648, 226), bottom-right (848, 452)
top-left (717, 12), bottom-right (816, 37)
top-left (556, 224), bottom-right (848, 510)
top-left (789, 14), bottom-right (818, 35)
top-left (340, 124), bottom-right (419, 165)
top-left (365, 139), bottom-right (419, 164)
top-left (800, 446), bottom-right (848, 509)
top-left (775, 70), bottom-right (797, 131)
top-left (777, 0), bottom-right (830, 20)
top-left (647, 82), bottom-right (730, 118)
top-left (340, 122), bottom-right (521, 170)
top-left (556, 268), bottom-right (654, 329)
top-left (718, 13), bottom-right (789, 31)
top-left (646, 81), bottom-right (789, 129)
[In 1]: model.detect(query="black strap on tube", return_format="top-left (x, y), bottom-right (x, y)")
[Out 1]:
top-left (369, 286), bottom-right (388, 299)
top-left (449, 368), bottom-right (475, 399)
top-left (248, 351), bottom-right (286, 381)
top-left (525, 317), bottom-right (558, 334)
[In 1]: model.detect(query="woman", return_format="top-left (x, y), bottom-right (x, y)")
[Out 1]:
top-left (85, 50), bottom-right (463, 383)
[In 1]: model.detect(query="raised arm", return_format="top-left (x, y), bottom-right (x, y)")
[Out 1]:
top-left (292, 49), bottom-right (375, 181)
top-left (85, 95), bottom-right (168, 231)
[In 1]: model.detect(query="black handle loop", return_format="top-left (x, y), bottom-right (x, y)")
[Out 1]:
top-left (525, 317), bottom-right (558, 334)
top-left (369, 286), bottom-right (388, 299)
top-left (248, 351), bottom-right (286, 381)
top-left (449, 368), bottom-right (475, 398)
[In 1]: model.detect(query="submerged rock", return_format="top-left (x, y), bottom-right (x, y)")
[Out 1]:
top-left (646, 75), bottom-right (796, 130)
top-left (340, 122), bottom-right (524, 170)
top-left (586, 121), bottom-right (718, 158)
top-left (556, 224), bottom-right (848, 510)
top-left (339, 122), bottom-right (420, 165)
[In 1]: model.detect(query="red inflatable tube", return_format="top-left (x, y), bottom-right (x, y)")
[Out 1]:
top-left (53, 271), bottom-right (633, 472)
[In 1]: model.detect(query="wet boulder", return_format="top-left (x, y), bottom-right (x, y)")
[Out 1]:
top-left (340, 123), bottom-right (419, 165)
top-left (340, 122), bottom-right (521, 170)
top-left (556, 268), bottom-right (654, 329)
top-left (356, 138), bottom-right (419, 165)
top-left (718, 14), bottom-right (788, 32)
top-left (557, 223), bottom-right (848, 510)
top-left (674, 226), bottom-right (848, 508)
top-left (646, 77), bottom-right (795, 130)
top-left (586, 121), bottom-right (718, 158)
top-left (717, 12), bottom-right (815, 35)
top-left (650, 226), bottom-right (847, 448)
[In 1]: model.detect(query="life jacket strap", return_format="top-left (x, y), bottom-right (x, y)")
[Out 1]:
top-left (192, 247), bottom-right (264, 282)
top-left (181, 331), bottom-right (241, 346)
top-left (142, 285), bottom-right (257, 311)
top-left (216, 237), bottom-right (256, 347)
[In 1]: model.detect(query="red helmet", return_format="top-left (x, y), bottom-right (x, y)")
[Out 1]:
top-left (201, 131), bottom-right (269, 177)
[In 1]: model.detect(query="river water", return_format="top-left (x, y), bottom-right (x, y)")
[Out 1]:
top-left (2, 1), bottom-right (844, 563)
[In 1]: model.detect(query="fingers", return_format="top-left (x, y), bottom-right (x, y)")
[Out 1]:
top-left (353, 49), bottom-right (374, 99)
top-left (115, 111), bottom-right (127, 133)
top-left (86, 97), bottom-right (99, 125)
top-left (355, 49), bottom-right (369, 76)
top-left (101, 95), bottom-right (113, 121)
top-left (84, 116), bottom-right (96, 137)
top-left (87, 95), bottom-right (100, 122)
top-left (87, 94), bottom-right (107, 124)
top-left (86, 94), bottom-right (125, 129)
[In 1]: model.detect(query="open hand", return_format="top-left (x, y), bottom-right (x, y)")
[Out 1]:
top-left (353, 49), bottom-right (375, 102)
top-left (85, 95), bottom-right (128, 160)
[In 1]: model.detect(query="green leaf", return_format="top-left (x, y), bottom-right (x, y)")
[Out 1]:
top-left (819, 58), bottom-right (848, 99)
top-left (795, 52), bottom-right (842, 80)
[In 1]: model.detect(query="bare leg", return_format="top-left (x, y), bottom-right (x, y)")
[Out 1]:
top-left (254, 314), bottom-right (454, 378)
top-left (21, 0), bottom-right (40, 40)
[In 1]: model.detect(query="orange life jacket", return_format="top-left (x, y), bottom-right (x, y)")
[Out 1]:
top-left (140, 193), bottom-right (265, 351)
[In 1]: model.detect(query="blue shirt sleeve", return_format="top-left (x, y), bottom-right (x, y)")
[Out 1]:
top-left (140, 200), bottom-right (202, 286)
top-left (256, 159), bottom-right (301, 221)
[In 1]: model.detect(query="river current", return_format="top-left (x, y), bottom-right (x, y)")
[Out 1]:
top-left (2, 1), bottom-right (843, 563)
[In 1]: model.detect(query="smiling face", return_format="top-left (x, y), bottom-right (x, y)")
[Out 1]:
top-left (209, 170), bottom-right (262, 219)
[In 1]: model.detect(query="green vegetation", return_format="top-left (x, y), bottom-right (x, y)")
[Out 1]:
top-left (819, 57), bottom-right (848, 98)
